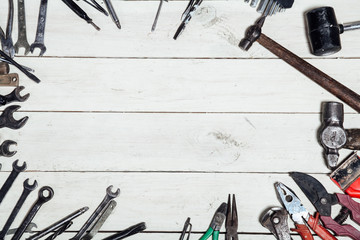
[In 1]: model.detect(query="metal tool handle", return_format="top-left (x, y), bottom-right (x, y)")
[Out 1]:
top-left (17, 0), bottom-right (27, 41)
top-left (34, 0), bottom-right (48, 43)
top-left (342, 21), bottom-right (360, 32)
top-left (320, 215), bottom-right (360, 240)
top-left (61, 0), bottom-right (91, 22)
top-left (7, 0), bottom-right (14, 37)
top-left (257, 33), bottom-right (360, 113)
top-left (336, 193), bottom-right (360, 224)
top-left (291, 224), bottom-right (314, 240)
top-left (307, 213), bottom-right (337, 240)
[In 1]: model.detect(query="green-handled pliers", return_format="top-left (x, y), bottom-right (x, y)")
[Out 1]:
top-left (199, 202), bottom-right (227, 240)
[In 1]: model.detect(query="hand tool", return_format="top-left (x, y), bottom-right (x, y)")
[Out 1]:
top-left (104, 0), bottom-right (121, 29)
top-left (30, 0), bottom-right (48, 57)
top-left (82, 0), bottom-right (108, 16)
top-left (0, 105), bottom-right (28, 130)
top-left (0, 58), bottom-right (34, 72)
top-left (275, 182), bottom-right (337, 240)
top-left (199, 202), bottom-right (227, 240)
top-left (306, 7), bottom-right (360, 56)
top-left (151, 0), bottom-right (168, 32)
top-left (7, 222), bottom-right (37, 235)
top-left (239, 16), bottom-right (360, 113)
top-left (0, 160), bottom-right (27, 204)
top-left (61, 0), bottom-right (100, 31)
top-left (260, 207), bottom-right (292, 240)
top-left (27, 206), bottom-right (89, 240)
top-left (173, 0), bottom-right (203, 40)
top-left (0, 0), bottom-right (15, 58)
top-left (179, 218), bottom-right (192, 240)
top-left (331, 152), bottom-right (360, 198)
top-left (70, 185), bottom-right (120, 240)
top-left (44, 221), bottom-right (72, 240)
top-left (0, 50), bottom-right (40, 83)
top-left (0, 62), bottom-right (19, 86)
top-left (102, 222), bottom-right (146, 240)
top-left (290, 172), bottom-right (360, 240)
top-left (0, 179), bottom-right (37, 240)
top-left (225, 194), bottom-right (238, 240)
top-left (82, 200), bottom-right (117, 240)
top-left (243, 0), bottom-right (294, 16)
top-left (0, 86), bottom-right (29, 107)
top-left (0, 140), bottom-right (17, 157)
top-left (11, 186), bottom-right (54, 240)
top-left (14, 0), bottom-right (30, 55)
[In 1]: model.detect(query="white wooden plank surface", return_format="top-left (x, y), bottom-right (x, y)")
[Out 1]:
top-left (0, 0), bottom-right (358, 240)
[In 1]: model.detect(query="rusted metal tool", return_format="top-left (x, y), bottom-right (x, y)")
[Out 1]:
top-left (0, 140), bottom-right (17, 157)
top-left (260, 207), bottom-right (292, 240)
top-left (239, 16), bottom-right (360, 113)
top-left (244, 0), bottom-right (294, 16)
top-left (0, 86), bottom-right (29, 107)
top-left (0, 0), bottom-right (15, 58)
top-left (0, 105), bottom-right (28, 129)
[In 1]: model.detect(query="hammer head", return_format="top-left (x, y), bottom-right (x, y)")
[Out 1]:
top-left (239, 16), bottom-right (266, 51)
top-left (306, 7), bottom-right (342, 56)
top-left (320, 102), bottom-right (347, 168)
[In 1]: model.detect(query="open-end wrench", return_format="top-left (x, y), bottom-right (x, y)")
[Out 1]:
top-left (0, 105), bottom-right (29, 130)
top-left (0, 86), bottom-right (29, 107)
top-left (0, 0), bottom-right (15, 58)
top-left (30, 0), bottom-right (48, 56)
top-left (7, 222), bottom-right (37, 235)
top-left (0, 140), bottom-right (17, 157)
top-left (0, 160), bottom-right (27, 204)
top-left (70, 186), bottom-right (120, 240)
top-left (0, 179), bottom-right (37, 240)
top-left (14, 0), bottom-right (30, 55)
top-left (11, 186), bottom-right (54, 240)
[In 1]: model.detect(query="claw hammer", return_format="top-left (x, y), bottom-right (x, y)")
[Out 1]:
top-left (239, 16), bottom-right (360, 113)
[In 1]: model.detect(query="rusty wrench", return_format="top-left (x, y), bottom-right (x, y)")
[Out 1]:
top-left (0, 179), bottom-right (37, 240)
top-left (11, 186), bottom-right (54, 240)
top-left (70, 186), bottom-right (120, 240)
top-left (0, 160), bottom-right (27, 205)
top-left (0, 105), bottom-right (29, 130)
top-left (14, 0), bottom-right (30, 55)
top-left (0, 0), bottom-right (15, 58)
top-left (0, 140), bottom-right (17, 157)
top-left (30, 0), bottom-right (48, 56)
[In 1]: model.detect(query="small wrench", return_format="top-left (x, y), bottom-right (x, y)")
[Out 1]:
top-left (0, 86), bottom-right (29, 107)
top-left (0, 179), bottom-right (37, 240)
top-left (14, 0), bottom-right (30, 55)
top-left (0, 140), bottom-right (17, 157)
top-left (0, 160), bottom-right (27, 204)
top-left (0, 0), bottom-right (15, 58)
top-left (30, 0), bottom-right (48, 56)
top-left (0, 105), bottom-right (29, 130)
top-left (70, 186), bottom-right (120, 240)
top-left (11, 186), bottom-right (54, 240)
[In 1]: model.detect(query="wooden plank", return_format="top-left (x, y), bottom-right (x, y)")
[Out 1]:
top-left (11, 58), bottom-right (360, 113)
top-left (0, 172), bottom-right (340, 234)
top-left (1, 112), bottom-right (357, 172)
top-left (0, 0), bottom-right (359, 58)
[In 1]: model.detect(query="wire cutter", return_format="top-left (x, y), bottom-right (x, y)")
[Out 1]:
top-left (225, 194), bottom-right (238, 240)
top-left (199, 202), bottom-right (227, 240)
top-left (173, 0), bottom-right (203, 40)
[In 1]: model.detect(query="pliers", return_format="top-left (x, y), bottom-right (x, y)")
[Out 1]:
top-left (225, 194), bottom-right (238, 240)
top-left (199, 202), bottom-right (227, 240)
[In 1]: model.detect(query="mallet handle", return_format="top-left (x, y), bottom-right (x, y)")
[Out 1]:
top-left (257, 33), bottom-right (360, 113)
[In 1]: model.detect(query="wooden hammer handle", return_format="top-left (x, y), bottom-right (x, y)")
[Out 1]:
top-left (257, 33), bottom-right (360, 113)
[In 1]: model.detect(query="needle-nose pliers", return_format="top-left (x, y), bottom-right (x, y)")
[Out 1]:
top-left (225, 194), bottom-right (238, 240)
top-left (199, 202), bottom-right (227, 240)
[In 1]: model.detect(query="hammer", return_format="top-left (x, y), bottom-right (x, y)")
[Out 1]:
top-left (239, 16), bottom-right (360, 113)
top-left (320, 101), bottom-right (360, 168)
top-left (306, 6), bottom-right (360, 56)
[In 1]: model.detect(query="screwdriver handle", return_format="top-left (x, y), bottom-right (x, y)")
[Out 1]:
top-left (257, 33), bottom-right (360, 113)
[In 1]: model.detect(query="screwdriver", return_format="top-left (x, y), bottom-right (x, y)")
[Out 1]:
top-left (61, 0), bottom-right (101, 31)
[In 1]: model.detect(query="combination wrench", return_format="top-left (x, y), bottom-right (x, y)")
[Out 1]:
top-left (14, 0), bottom-right (30, 55)
top-left (0, 179), bottom-right (37, 240)
top-left (11, 186), bottom-right (54, 240)
top-left (30, 0), bottom-right (48, 56)
top-left (0, 160), bottom-right (27, 204)
top-left (70, 186), bottom-right (120, 240)
top-left (0, 0), bottom-right (15, 58)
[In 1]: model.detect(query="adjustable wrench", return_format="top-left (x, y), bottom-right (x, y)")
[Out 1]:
top-left (30, 0), bottom-right (48, 56)
top-left (14, 0), bottom-right (30, 55)
top-left (70, 186), bottom-right (120, 240)
top-left (0, 0), bottom-right (15, 58)
top-left (0, 179), bottom-right (37, 240)
top-left (0, 160), bottom-right (27, 204)
top-left (11, 186), bottom-right (54, 240)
